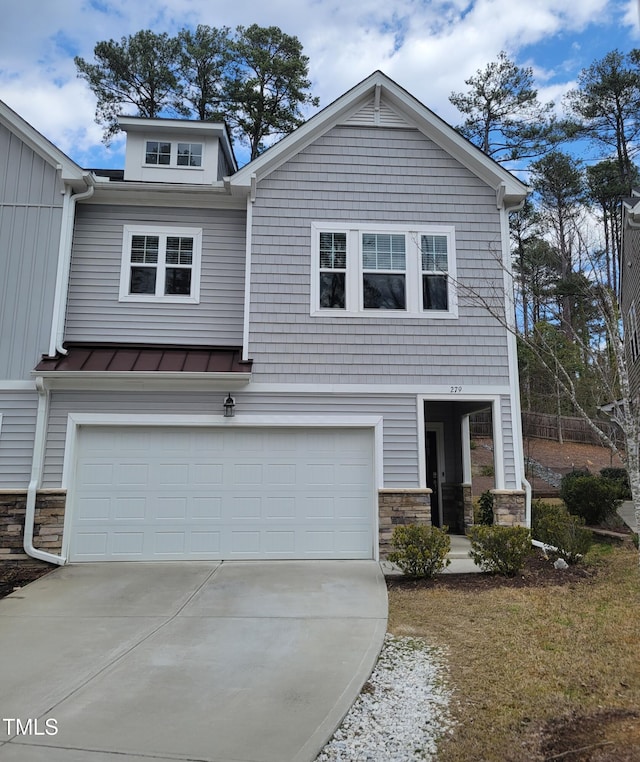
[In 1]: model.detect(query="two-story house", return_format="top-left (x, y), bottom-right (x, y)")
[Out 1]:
top-left (0, 71), bottom-right (529, 565)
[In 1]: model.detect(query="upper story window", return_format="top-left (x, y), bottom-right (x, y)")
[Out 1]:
top-left (144, 141), bottom-right (203, 168)
top-left (177, 143), bottom-right (203, 167)
top-left (119, 225), bottom-right (202, 304)
top-left (311, 222), bottom-right (457, 318)
top-left (145, 141), bottom-right (171, 165)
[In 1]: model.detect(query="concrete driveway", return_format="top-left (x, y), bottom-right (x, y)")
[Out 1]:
top-left (0, 560), bottom-right (387, 762)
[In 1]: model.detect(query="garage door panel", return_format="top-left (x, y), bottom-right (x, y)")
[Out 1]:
top-left (70, 426), bottom-right (374, 561)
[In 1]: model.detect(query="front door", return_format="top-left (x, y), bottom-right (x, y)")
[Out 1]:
top-left (425, 429), bottom-right (443, 527)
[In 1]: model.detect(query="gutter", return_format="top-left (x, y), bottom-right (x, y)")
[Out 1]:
top-left (24, 377), bottom-right (65, 565)
top-left (48, 174), bottom-right (95, 357)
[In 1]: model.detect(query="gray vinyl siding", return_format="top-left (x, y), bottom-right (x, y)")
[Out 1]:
top-left (42, 390), bottom-right (418, 489)
top-left (65, 204), bottom-right (246, 345)
top-left (0, 391), bottom-right (37, 488)
top-left (621, 222), bottom-right (640, 398)
top-left (248, 125), bottom-right (511, 385)
top-left (0, 123), bottom-right (63, 379)
top-left (500, 394), bottom-right (517, 487)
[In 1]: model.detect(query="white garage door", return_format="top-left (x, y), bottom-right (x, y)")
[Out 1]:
top-left (69, 426), bottom-right (375, 561)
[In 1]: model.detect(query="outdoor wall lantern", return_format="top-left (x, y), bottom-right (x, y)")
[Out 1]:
top-left (223, 393), bottom-right (236, 418)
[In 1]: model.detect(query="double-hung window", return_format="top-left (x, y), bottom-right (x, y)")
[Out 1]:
top-left (119, 225), bottom-right (202, 303)
top-left (319, 232), bottom-right (347, 308)
top-left (421, 234), bottom-right (449, 311)
top-left (311, 222), bottom-right (457, 317)
top-left (362, 233), bottom-right (407, 309)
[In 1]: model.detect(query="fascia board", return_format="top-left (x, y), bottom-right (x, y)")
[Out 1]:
top-left (0, 100), bottom-right (86, 186)
top-left (87, 181), bottom-right (245, 209)
top-left (38, 371), bottom-right (252, 392)
top-left (118, 116), bottom-right (225, 137)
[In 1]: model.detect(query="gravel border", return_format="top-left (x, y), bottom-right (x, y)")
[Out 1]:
top-left (316, 634), bottom-right (453, 761)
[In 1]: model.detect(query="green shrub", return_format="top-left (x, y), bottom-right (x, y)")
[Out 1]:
top-left (474, 490), bottom-right (494, 526)
top-left (599, 467), bottom-right (632, 500)
top-left (531, 500), bottom-right (561, 538)
top-left (532, 502), bottom-right (592, 564)
top-left (633, 533), bottom-right (639, 550)
top-left (560, 471), bottom-right (622, 525)
top-left (387, 524), bottom-right (451, 578)
top-left (467, 525), bottom-right (532, 576)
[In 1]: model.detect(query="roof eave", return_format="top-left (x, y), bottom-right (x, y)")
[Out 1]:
top-left (0, 100), bottom-right (87, 189)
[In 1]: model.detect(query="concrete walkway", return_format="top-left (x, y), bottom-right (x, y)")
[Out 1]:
top-left (619, 500), bottom-right (638, 532)
top-left (0, 561), bottom-right (387, 762)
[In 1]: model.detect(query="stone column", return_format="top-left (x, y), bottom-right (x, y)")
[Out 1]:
top-left (378, 488), bottom-right (432, 558)
top-left (491, 489), bottom-right (526, 526)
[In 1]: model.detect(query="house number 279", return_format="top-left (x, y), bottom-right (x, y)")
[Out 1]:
top-left (450, 386), bottom-right (463, 393)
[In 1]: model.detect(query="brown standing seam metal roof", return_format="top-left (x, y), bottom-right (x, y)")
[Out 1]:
top-left (34, 344), bottom-right (252, 374)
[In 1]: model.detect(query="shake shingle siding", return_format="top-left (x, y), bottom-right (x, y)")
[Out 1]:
top-left (621, 223), bottom-right (640, 398)
top-left (42, 391), bottom-right (418, 488)
top-left (65, 204), bottom-right (246, 346)
top-left (248, 125), bottom-right (510, 385)
top-left (0, 124), bottom-right (63, 379)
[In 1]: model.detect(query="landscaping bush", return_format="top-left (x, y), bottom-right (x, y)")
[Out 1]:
top-left (387, 524), bottom-right (451, 578)
top-left (560, 471), bottom-right (622, 525)
top-left (467, 525), bottom-right (531, 576)
top-left (532, 501), bottom-right (592, 564)
top-left (599, 467), bottom-right (632, 500)
top-left (474, 490), bottom-right (494, 526)
top-left (531, 500), bottom-right (560, 538)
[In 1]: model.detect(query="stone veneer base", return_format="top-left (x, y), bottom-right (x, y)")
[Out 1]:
top-left (0, 490), bottom-right (66, 560)
top-left (378, 488), bottom-right (432, 558)
top-left (491, 489), bottom-right (526, 526)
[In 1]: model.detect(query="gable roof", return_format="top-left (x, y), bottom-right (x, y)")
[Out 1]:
top-left (228, 71), bottom-right (528, 208)
top-left (0, 99), bottom-right (89, 190)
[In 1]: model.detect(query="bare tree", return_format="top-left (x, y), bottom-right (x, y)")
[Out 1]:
top-left (456, 243), bottom-right (640, 556)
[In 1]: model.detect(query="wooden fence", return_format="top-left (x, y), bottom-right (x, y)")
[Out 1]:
top-left (470, 410), bottom-right (624, 447)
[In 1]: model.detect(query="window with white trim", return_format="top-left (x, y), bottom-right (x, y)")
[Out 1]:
top-left (311, 222), bottom-right (457, 317)
top-left (119, 225), bottom-right (202, 303)
top-left (144, 141), bottom-right (203, 168)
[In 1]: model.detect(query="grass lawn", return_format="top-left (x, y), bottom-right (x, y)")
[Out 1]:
top-left (387, 541), bottom-right (640, 761)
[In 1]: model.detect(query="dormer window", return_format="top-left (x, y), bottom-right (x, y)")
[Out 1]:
top-left (144, 141), bottom-right (203, 168)
top-left (145, 141), bottom-right (171, 165)
top-left (177, 143), bottom-right (202, 167)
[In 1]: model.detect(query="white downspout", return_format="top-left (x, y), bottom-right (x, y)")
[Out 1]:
top-left (241, 179), bottom-right (255, 363)
top-left (48, 175), bottom-right (95, 357)
top-left (24, 377), bottom-right (65, 565)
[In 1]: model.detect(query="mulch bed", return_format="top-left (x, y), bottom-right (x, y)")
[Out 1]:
top-left (0, 561), bottom-right (55, 599)
top-left (386, 550), bottom-right (599, 592)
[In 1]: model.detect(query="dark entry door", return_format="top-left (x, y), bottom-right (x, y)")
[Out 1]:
top-left (425, 430), bottom-right (440, 527)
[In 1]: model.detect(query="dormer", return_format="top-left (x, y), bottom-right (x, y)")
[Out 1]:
top-left (118, 116), bottom-right (237, 184)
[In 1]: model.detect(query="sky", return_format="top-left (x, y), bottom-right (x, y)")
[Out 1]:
top-left (1, 0), bottom-right (639, 169)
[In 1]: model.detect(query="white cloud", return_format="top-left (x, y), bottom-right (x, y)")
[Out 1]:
top-left (0, 0), bottom-right (631, 166)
